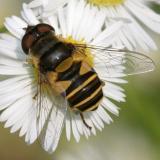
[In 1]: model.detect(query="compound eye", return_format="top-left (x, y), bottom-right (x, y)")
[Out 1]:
top-left (36, 23), bottom-right (55, 33)
top-left (22, 33), bottom-right (35, 54)
top-left (21, 23), bottom-right (55, 54)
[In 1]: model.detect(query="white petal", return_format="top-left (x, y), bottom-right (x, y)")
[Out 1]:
top-left (0, 95), bottom-right (32, 122)
top-left (0, 83), bottom-right (35, 107)
top-left (96, 106), bottom-right (112, 124)
top-left (126, 0), bottom-right (160, 34)
top-left (0, 47), bottom-right (25, 60)
top-left (103, 85), bottom-right (126, 102)
top-left (4, 95), bottom-right (33, 128)
top-left (102, 98), bottom-right (119, 116)
top-left (83, 113), bottom-right (96, 135)
top-left (71, 114), bottom-right (80, 142)
top-left (65, 112), bottom-right (71, 141)
top-left (42, 0), bottom-right (68, 18)
top-left (28, 0), bottom-right (44, 8)
top-left (4, 17), bottom-right (26, 39)
top-left (21, 3), bottom-right (40, 25)
top-left (0, 65), bottom-right (30, 75)
top-left (74, 114), bottom-right (83, 135)
top-left (91, 21), bottom-right (124, 46)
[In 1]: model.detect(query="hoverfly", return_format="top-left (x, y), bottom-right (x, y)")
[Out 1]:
top-left (21, 23), bottom-right (155, 153)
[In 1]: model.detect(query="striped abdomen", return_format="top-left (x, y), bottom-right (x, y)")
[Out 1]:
top-left (58, 62), bottom-right (103, 112)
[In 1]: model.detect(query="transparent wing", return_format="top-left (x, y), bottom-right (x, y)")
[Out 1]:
top-left (74, 44), bottom-right (155, 76)
top-left (35, 72), bottom-right (68, 153)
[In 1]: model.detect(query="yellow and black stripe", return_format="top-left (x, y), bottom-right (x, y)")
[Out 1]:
top-left (58, 62), bottom-right (103, 112)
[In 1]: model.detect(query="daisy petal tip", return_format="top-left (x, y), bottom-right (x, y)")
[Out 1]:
top-left (28, 0), bottom-right (43, 8)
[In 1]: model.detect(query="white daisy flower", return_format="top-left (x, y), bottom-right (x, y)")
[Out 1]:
top-left (0, 0), bottom-right (154, 153)
top-left (89, 0), bottom-right (160, 51)
top-left (0, 0), bottom-right (127, 153)
top-left (29, 0), bottom-right (160, 51)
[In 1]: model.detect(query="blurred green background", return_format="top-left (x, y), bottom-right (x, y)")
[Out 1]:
top-left (0, 0), bottom-right (159, 160)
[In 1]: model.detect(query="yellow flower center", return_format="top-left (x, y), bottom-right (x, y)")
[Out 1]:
top-left (64, 36), bottom-right (94, 67)
top-left (87, 0), bottom-right (125, 7)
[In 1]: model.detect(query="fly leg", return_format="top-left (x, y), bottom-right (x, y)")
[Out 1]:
top-left (33, 92), bottom-right (38, 100)
top-left (80, 113), bottom-right (92, 130)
